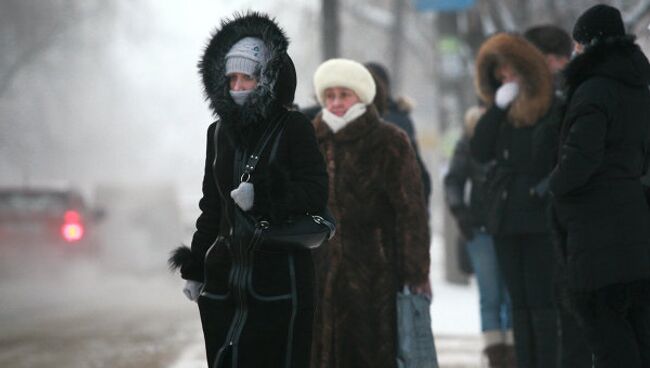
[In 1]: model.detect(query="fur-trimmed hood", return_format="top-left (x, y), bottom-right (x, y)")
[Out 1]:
top-left (564, 35), bottom-right (650, 98)
top-left (198, 12), bottom-right (296, 144)
top-left (475, 33), bottom-right (553, 127)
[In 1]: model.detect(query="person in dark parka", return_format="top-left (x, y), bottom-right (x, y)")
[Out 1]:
top-left (168, 12), bottom-right (328, 368)
top-left (444, 106), bottom-right (514, 367)
top-left (548, 5), bottom-right (650, 367)
top-left (525, 24), bottom-right (594, 368)
top-left (471, 33), bottom-right (560, 368)
top-left (364, 62), bottom-right (432, 207)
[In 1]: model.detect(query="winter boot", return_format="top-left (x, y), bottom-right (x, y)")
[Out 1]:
top-left (503, 344), bottom-right (518, 368)
top-left (483, 343), bottom-right (506, 368)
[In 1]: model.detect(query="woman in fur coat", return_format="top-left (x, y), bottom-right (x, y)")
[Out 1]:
top-left (309, 58), bottom-right (431, 368)
top-left (169, 13), bottom-right (328, 368)
top-left (470, 33), bottom-right (561, 368)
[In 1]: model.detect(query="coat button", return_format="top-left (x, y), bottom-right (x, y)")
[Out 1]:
top-left (502, 191), bottom-right (508, 200)
top-left (503, 150), bottom-right (509, 159)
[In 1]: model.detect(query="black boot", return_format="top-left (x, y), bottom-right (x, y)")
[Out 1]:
top-left (483, 343), bottom-right (506, 368)
top-left (503, 344), bottom-right (517, 368)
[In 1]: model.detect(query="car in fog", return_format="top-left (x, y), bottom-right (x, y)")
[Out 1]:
top-left (0, 187), bottom-right (104, 253)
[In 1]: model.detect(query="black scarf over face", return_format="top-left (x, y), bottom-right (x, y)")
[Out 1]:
top-left (563, 35), bottom-right (650, 101)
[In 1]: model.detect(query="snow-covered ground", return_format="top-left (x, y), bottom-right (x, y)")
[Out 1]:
top-left (167, 233), bottom-right (484, 368)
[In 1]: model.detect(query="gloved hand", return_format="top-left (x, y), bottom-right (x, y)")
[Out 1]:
top-left (183, 280), bottom-right (203, 302)
top-left (230, 182), bottom-right (254, 211)
top-left (495, 82), bottom-right (519, 109)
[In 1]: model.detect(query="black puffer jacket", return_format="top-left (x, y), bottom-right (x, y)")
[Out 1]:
top-left (170, 13), bottom-right (328, 368)
top-left (470, 33), bottom-right (560, 235)
top-left (549, 36), bottom-right (650, 291)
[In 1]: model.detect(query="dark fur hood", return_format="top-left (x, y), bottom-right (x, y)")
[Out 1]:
top-left (198, 12), bottom-right (296, 144)
top-left (564, 35), bottom-right (650, 98)
top-left (476, 33), bottom-right (553, 128)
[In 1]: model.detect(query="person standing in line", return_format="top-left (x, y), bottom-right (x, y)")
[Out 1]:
top-left (168, 12), bottom-right (328, 368)
top-left (524, 24), bottom-right (593, 368)
top-left (470, 33), bottom-right (560, 368)
top-left (309, 58), bottom-right (431, 368)
top-left (364, 62), bottom-right (433, 208)
top-left (523, 25), bottom-right (572, 93)
top-left (549, 5), bottom-right (650, 368)
top-left (444, 105), bottom-right (515, 368)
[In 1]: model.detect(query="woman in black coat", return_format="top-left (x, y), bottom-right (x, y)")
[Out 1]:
top-left (470, 33), bottom-right (560, 368)
top-left (169, 13), bottom-right (328, 368)
top-left (549, 5), bottom-right (650, 367)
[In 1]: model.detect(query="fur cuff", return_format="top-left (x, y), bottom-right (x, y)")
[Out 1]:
top-left (168, 245), bottom-right (203, 281)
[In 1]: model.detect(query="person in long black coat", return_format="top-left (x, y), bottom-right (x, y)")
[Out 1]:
top-left (525, 24), bottom-right (594, 368)
top-left (548, 5), bottom-right (650, 367)
top-left (169, 12), bottom-right (328, 368)
top-left (471, 33), bottom-right (560, 368)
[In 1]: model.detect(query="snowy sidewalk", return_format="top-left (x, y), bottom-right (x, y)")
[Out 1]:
top-left (169, 234), bottom-right (484, 368)
top-left (167, 333), bottom-right (483, 368)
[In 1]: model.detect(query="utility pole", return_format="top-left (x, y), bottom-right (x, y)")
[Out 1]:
top-left (389, 0), bottom-right (406, 93)
top-left (322, 0), bottom-right (340, 60)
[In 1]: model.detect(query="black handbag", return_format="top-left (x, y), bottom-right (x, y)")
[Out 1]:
top-left (228, 114), bottom-right (335, 250)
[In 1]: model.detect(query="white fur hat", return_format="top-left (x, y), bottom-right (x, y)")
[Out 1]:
top-left (313, 58), bottom-right (376, 106)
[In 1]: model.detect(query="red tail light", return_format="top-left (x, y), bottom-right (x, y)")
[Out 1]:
top-left (61, 210), bottom-right (84, 242)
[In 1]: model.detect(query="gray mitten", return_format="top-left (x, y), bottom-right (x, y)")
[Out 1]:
top-left (495, 82), bottom-right (519, 109)
top-left (230, 182), bottom-right (254, 211)
top-left (183, 280), bottom-right (203, 302)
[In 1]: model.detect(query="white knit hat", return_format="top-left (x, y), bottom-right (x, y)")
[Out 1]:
top-left (313, 58), bottom-right (376, 106)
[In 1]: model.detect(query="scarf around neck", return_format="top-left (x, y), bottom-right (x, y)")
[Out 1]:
top-left (321, 103), bottom-right (367, 133)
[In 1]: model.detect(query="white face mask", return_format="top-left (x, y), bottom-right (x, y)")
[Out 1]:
top-left (571, 42), bottom-right (585, 59)
top-left (230, 90), bottom-right (253, 106)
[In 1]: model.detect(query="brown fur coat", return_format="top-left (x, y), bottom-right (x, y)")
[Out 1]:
top-left (475, 33), bottom-right (553, 127)
top-left (310, 106), bottom-right (430, 368)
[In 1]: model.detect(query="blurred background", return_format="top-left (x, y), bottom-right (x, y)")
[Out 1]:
top-left (2, 1), bottom-right (650, 367)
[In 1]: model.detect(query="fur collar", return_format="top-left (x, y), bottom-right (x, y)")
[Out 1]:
top-left (563, 36), bottom-right (650, 99)
top-left (475, 33), bottom-right (553, 128)
top-left (198, 12), bottom-right (295, 146)
top-left (314, 105), bottom-right (381, 143)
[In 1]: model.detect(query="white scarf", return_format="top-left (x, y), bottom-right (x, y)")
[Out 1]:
top-left (321, 103), bottom-right (367, 133)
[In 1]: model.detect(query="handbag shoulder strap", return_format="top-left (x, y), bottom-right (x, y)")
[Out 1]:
top-left (239, 113), bottom-right (287, 183)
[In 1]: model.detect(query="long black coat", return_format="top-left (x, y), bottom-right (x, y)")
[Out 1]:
top-left (549, 37), bottom-right (650, 291)
top-left (170, 13), bottom-right (328, 368)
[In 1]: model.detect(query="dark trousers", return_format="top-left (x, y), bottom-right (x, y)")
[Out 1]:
top-left (572, 279), bottom-right (650, 368)
top-left (557, 308), bottom-right (592, 368)
top-left (494, 234), bottom-right (558, 368)
top-left (549, 202), bottom-right (594, 368)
